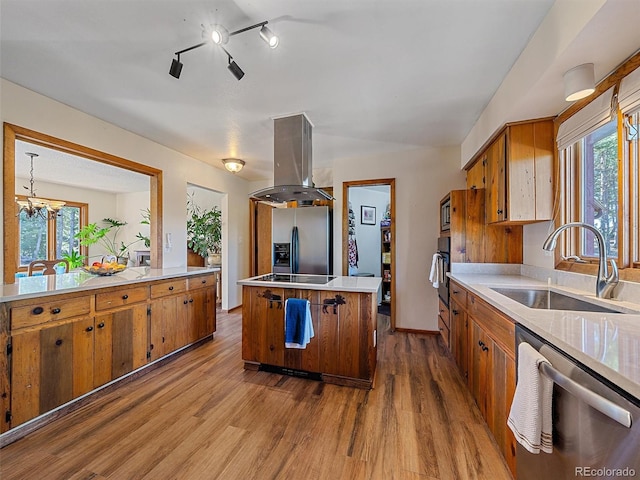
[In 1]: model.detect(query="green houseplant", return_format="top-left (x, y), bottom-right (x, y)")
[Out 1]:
top-left (76, 217), bottom-right (142, 264)
top-left (187, 196), bottom-right (222, 264)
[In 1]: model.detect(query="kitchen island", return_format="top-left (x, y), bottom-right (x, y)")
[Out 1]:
top-left (237, 274), bottom-right (382, 389)
top-left (0, 266), bottom-right (218, 440)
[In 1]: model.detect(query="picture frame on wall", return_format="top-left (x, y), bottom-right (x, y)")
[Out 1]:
top-left (361, 205), bottom-right (376, 225)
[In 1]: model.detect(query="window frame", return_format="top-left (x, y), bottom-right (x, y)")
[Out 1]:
top-left (14, 196), bottom-right (88, 273)
top-left (555, 51), bottom-right (640, 283)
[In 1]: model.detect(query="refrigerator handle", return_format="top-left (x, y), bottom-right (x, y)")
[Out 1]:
top-left (292, 226), bottom-right (299, 274)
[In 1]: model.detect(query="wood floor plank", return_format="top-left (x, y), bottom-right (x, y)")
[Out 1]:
top-left (0, 310), bottom-right (512, 480)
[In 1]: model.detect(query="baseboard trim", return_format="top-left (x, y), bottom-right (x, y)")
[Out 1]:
top-left (395, 328), bottom-right (439, 335)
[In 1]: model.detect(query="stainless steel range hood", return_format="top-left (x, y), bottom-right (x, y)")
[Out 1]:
top-left (250, 113), bottom-right (333, 204)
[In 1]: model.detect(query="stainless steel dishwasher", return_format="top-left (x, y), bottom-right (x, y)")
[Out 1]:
top-left (515, 325), bottom-right (639, 480)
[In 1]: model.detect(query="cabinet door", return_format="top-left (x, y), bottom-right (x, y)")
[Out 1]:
top-left (188, 287), bottom-right (215, 342)
top-left (466, 156), bottom-right (485, 190)
top-left (449, 302), bottom-right (468, 381)
top-left (94, 304), bottom-right (148, 388)
top-left (242, 286), bottom-right (286, 366)
top-left (10, 316), bottom-right (94, 427)
top-left (488, 341), bottom-right (517, 476)
top-left (469, 320), bottom-right (491, 418)
top-left (486, 132), bottom-right (507, 223)
top-left (150, 295), bottom-right (189, 360)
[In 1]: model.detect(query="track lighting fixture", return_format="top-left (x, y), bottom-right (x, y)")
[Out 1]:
top-left (169, 55), bottom-right (183, 79)
top-left (169, 19), bottom-right (277, 81)
top-left (259, 25), bottom-right (279, 49)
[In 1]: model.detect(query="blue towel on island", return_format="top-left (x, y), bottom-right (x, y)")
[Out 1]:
top-left (284, 298), bottom-right (314, 349)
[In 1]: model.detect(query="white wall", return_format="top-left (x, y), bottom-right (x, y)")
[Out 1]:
top-left (2, 79), bottom-right (250, 309)
top-left (332, 146), bottom-right (465, 331)
top-left (347, 186), bottom-right (390, 277)
top-left (117, 190), bottom-right (151, 264)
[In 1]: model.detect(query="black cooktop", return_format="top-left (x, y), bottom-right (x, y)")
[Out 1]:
top-left (254, 274), bottom-right (336, 285)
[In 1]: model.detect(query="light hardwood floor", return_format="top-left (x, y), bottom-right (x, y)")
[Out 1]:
top-left (0, 310), bottom-right (513, 480)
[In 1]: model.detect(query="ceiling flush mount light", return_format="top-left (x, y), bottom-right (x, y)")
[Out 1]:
top-left (16, 152), bottom-right (66, 220)
top-left (222, 158), bottom-right (245, 173)
top-left (564, 63), bottom-right (596, 102)
top-left (169, 20), bottom-right (278, 81)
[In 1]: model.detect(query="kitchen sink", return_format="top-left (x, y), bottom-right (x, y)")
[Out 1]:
top-left (490, 288), bottom-right (623, 314)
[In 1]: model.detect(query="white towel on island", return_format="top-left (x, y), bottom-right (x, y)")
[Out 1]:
top-left (507, 342), bottom-right (554, 454)
top-left (429, 253), bottom-right (441, 288)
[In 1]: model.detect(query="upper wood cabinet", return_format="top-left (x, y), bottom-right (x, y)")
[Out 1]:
top-left (483, 119), bottom-right (554, 224)
top-left (466, 156), bottom-right (485, 191)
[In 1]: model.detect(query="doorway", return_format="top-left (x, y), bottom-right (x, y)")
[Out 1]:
top-left (342, 179), bottom-right (396, 330)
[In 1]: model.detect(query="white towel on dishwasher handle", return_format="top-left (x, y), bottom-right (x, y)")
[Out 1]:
top-left (507, 342), bottom-right (554, 454)
top-left (429, 253), bottom-right (440, 288)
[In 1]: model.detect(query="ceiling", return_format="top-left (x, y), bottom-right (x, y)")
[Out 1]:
top-left (1, 0), bottom-right (559, 183)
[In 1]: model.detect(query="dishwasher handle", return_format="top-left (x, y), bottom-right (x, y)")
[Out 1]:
top-left (539, 362), bottom-right (632, 428)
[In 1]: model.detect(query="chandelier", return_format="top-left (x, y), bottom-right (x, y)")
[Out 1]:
top-left (16, 152), bottom-right (65, 220)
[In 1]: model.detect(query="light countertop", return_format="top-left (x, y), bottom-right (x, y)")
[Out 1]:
top-left (237, 274), bottom-right (382, 293)
top-left (0, 266), bottom-right (219, 303)
top-left (449, 272), bottom-right (640, 401)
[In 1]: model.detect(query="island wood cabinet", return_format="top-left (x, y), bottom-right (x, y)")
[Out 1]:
top-left (448, 281), bottom-right (517, 476)
top-left (3, 272), bottom-right (216, 433)
top-left (242, 286), bottom-right (377, 389)
top-left (484, 119), bottom-right (553, 224)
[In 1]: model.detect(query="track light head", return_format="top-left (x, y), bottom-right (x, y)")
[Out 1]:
top-left (228, 59), bottom-right (245, 81)
top-left (259, 25), bottom-right (279, 49)
top-left (169, 57), bottom-right (183, 79)
top-left (210, 24), bottom-right (229, 45)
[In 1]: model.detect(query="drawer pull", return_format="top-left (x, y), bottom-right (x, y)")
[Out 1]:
top-left (452, 290), bottom-right (459, 294)
top-left (184, 300), bottom-right (189, 305)
top-left (32, 306), bottom-right (44, 315)
top-left (169, 286), bottom-right (174, 291)
top-left (51, 308), bottom-right (61, 315)
top-left (452, 310), bottom-right (459, 315)
top-left (122, 294), bottom-right (129, 300)
top-left (201, 279), bottom-right (207, 284)
top-left (55, 339), bottom-right (63, 346)
top-left (86, 326), bottom-right (94, 332)
top-left (97, 322), bottom-right (105, 329)
top-left (189, 298), bottom-right (194, 303)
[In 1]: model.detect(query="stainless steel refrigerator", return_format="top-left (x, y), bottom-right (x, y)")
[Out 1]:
top-left (272, 206), bottom-right (332, 274)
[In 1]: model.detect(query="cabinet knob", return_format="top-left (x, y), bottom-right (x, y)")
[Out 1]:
top-left (201, 279), bottom-right (207, 284)
top-left (169, 286), bottom-right (174, 291)
top-left (51, 308), bottom-right (61, 315)
top-left (55, 339), bottom-right (63, 346)
top-left (97, 322), bottom-right (105, 329)
top-left (452, 290), bottom-right (459, 294)
top-left (86, 326), bottom-right (94, 332)
top-left (497, 209), bottom-right (503, 215)
top-left (452, 310), bottom-right (459, 315)
top-left (478, 340), bottom-right (484, 347)
top-left (482, 345), bottom-right (489, 352)
top-left (189, 298), bottom-right (194, 303)
top-left (32, 306), bottom-right (44, 315)
top-left (122, 294), bottom-right (129, 300)
top-left (184, 300), bottom-right (188, 305)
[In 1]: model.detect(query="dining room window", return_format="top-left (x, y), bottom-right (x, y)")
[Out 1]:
top-left (16, 198), bottom-right (87, 269)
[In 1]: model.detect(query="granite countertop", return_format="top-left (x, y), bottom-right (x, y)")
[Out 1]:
top-left (0, 266), bottom-right (220, 302)
top-left (237, 274), bottom-right (382, 293)
top-left (448, 272), bottom-right (640, 401)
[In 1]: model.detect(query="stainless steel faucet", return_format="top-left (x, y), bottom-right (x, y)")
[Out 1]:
top-left (543, 222), bottom-right (619, 299)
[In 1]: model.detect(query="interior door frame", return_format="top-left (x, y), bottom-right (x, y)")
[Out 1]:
top-left (342, 179), bottom-right (396, 331)
top-left (3, 123), bottom-right (163, 283)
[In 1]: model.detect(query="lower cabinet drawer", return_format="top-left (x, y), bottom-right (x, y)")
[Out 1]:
top-left (439, 298), bottom-right (450, 327)
top-left (95, 286), bottom-right (148, 310)
top-left (11, 296), bottom-right (91, 329)
top-left (150, 279), bottom-right (187, 298)
top-left (188, 274), bottom-right (216, 290)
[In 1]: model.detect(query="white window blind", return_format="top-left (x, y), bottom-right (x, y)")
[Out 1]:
top-left (619, 66), bottom-right (640, 114)
top-left (557, 87), bottom-right (614, 151)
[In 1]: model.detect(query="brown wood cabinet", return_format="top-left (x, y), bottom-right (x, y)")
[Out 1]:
top-left (448, 281), bottom-right (517, 476)
top-left (485, 120), bottom-right (553, 224)
top-left (242, 285), bottom-right (377, 389)
top-left (3, 271), bottom-right (216, 433)
top-left (437, 298), bottom-right (450, 348)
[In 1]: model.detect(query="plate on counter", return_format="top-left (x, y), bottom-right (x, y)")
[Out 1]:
top-left (83, 263), bottom-right (126, 276)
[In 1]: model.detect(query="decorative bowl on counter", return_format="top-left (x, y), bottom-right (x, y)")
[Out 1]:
top-left (83, 263), bottom-right (127, 276)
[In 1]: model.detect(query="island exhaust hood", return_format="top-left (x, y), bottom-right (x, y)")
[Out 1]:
top-left (250, 113), bottom-right (333, 204)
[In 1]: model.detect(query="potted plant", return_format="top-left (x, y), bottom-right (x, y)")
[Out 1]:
top-left (76, 217), bottom-right (142, 265)
top-left (187, 196), bottom-right (222, 266)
